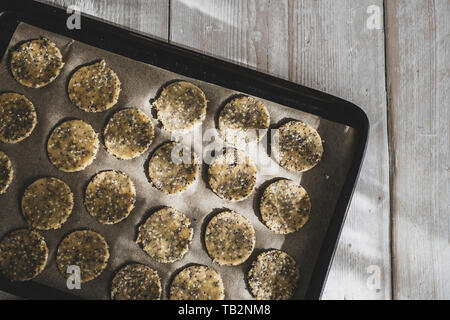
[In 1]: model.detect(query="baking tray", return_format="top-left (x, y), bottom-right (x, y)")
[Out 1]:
top-left (0, 0), bottom-right (369, 300)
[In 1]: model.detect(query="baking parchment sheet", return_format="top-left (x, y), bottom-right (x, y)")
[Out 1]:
top-left (0, 23), bottom-right (357, 300)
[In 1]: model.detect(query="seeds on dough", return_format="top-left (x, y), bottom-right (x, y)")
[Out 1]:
top-left (148, 141), bottom-right (199, 194)
top-left (85, 170), bottom-right (136, 225)
top-left (218, 96), bottom-right (270, 147)
top-left (9, 38), bottom-right (64, 88)
top-left (247, 250), bottom-right (300, 300)
top-left (273, 120), bottom-right (323, 172)
top-left (104, 108), bottom-right (154, 160)
top-left (205, 210), bottom-right (255, 266)
top-left (169, 265), bottom-right (225, 300)
top-left (259, 179), bottom-right (311, 234)
top-left (0, 151), bottom-right (13, 194)
top-left (56, 230), bottom-right (109, 283)
top-left (111, 264), bottom-right (161, 300)
top-left (0, 229), bottom-right (48, 281)
top-left (136, 207), bottom-right (193, 264)
top-left (208, 149), bottom-right (257, 201)
top-left (47, 120), bottom-right (99, 172)
top-left (68, 60), bottom-right (121, 113)
top-left (22, 177), bottom-right (74, 230)
top-left (152, 81), bottom-right (207, 131)
top-left (0, 93), bottom-right (37, 144)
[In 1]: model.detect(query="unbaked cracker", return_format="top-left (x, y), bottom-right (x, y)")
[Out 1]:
top-left (247, 250), bottom-right (300, 300)
top-left (152, 81), bottom-right (207, 131)
top-left (0, 229), bottom-right (48, 281)
top-left (9, 38), bottom-right (64, 88)
top-left (0, 92), bottom-right (37, 144)
top-left (136, 207), bottom-right (193, 264)
top-left (56, 230), bottom-right (109, 283)
top-left (68, 60), bottom-right (121, 113)
top-left (22, 177), bottom-right (74, 230)
top-left (273, 120), bottom-right (323, 172)
top-left (205, 210), bottom-right (255, 266)
top-left (169, 265), bottom-right (225, 300)
top-left (47, 119), bottom-right (99, 172)
top-left (111, 264), bottom-right (161, 300)
top-left (259, 179), bottom-right (311, 234)
top-left (84, 170), bottom-right (136, 225)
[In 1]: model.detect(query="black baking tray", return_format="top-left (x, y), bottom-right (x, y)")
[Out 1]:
top-left (0, 0), bottom-right (369, 300)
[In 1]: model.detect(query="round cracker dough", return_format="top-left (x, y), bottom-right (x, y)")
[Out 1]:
top-left (259, 179), bottom-right (311, 234)
top-left (56, 230), bottom-right (109, 283)
top-left (0, 229), bottom-right (48, 281)
top-left (22, 177), bottom-right (74, 230)
top-left (104, 108), bottom-right (154, 160)
top-left (247, 250), bottom-right (300, 300)
top-left (148, 142), bottom-right (199, 194)
top-left (153, 81), bottom-right (207, 131)
top-left (273, 120), bottom-right (323, 172)
top-left (208, 149), bottom-right (257, 201)
top-left (137, 207), bottom-right (193, 264)
top-left (205, 210), bottom-right (255, 266)
top-left (0, 92), bottom-right (37, 144)
top-left (9, 38), bottom-right (64, 88)
top-left (84, 170), bottom-right (136, 225)
top-left (111, 264), bottom-right (161, 300)
top-left (169, 265), bottom-right (225, 300)
top-left (47, 120), bottom-right (99, 172)
top-left (218, 96), bottom-right (270, 147)
top-left (0, 151), bottom-right (13, 195)
top-left (68, 60), bottom-right (121, 113)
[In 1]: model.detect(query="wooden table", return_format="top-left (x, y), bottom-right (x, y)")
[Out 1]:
top-left (1, 0), bottom-right (449, 300)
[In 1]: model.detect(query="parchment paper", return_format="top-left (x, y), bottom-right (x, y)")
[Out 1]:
top-left (0, 23), bottom-right (357, 300)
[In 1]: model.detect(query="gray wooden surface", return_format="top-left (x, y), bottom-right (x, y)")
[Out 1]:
top-left (1, 0), bottom-right (448, 300)
top-left (386, 0), bottom-right (450, 300)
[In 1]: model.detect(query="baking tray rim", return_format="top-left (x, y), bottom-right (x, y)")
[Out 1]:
top-left (0, 0), bottom-right (369, 301)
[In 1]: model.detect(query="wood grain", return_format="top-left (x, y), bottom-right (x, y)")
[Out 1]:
top-left (170, 0), bottom-right (391, 300)
top-left (386, 0), bottom-right (450, 300)
top-left (36, 0), bottom-right (170, 40)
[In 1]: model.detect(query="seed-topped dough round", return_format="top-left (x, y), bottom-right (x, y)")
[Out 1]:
top-left (85, 170), bottom-right (136, 225)
top-left (104, 108), bottom-right (154, 160)
top-left (68, 60), bottom-right (121, 113)
top-left (148, 141), bottom-right (199, 194)
top-left (9, 38), bottom-right (64, 88)
top-left (137, 207), bottom-right (193, 264)
top-left (47, 120), bottom-right (99, 172)
top-left (0, 229), bottom-right (48, 281)
top-left (153, 81), bottom-right (207, 131)
top-left (22, 177), bottom-right (74, 230)
top-left (247, 250), bottom-right (300, 300)
top-left (111, 264), bottom-right (161, 300)
top-left (170, 265), bottom-right (225, 300)
top-left (218, 96), bottom-right (270, 147)
top-left (0, 151), bottom-right (13, 195)
top-left (56, 230), bottom-right (109, 283)
top-left (208, 149), bottom-right (257, 201)
top-left (273, 120), bottom-right (323, 172)
top-left (0, 93), bottom-right (37, 144)
top-left (259, 179), bottom-right (311, 234)
top-left (205, 210), bottom-right (255, 266)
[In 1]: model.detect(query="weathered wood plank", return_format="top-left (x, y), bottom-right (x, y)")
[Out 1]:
top-left (170, 0), bottom-right (391, 299)
top-left (36, 0), bottom-right (170, 40)
top-left (386, 0), bottom-right (450, 300)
